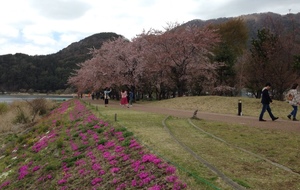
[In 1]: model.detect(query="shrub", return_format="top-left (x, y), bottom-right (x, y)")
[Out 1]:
top-left (30, 98), bottom-right (48, 115)
top-left (13, 107), bottom-right (30, 124)
top-left (0, 102), bottom-right (8, 114)
top-left (0, 99), bottom-right (58, 134)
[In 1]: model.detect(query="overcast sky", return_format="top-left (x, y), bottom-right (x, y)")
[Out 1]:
top-left (0, 0), bottom-right (299, 56)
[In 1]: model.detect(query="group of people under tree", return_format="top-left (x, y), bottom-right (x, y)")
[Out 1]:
top-left (93, 87), bottom-right (134, 108)
top-left (259, 82), bottom-right (300, 122)
top-left (91, 91), bottom-right (103, 100)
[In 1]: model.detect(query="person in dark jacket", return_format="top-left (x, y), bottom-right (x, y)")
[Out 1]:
top-left (259, 82), bottom-right (279, 121)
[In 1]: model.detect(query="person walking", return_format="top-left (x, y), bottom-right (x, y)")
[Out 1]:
top-left (103, 87), bottom-right (112, 107)
top-left (91, 92), bottom-right (95, 100)
top-left (120, 89), bottom-right (129, 108)
top-left (259, 82), bottom-right (279, 122)
top-left (129, 90), bottom-right (134, 107)
top-left (287, 83), bottom-right (299, 121)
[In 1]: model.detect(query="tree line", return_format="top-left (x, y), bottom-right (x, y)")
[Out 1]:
top-left (68, 16), bottom-right (300, 100)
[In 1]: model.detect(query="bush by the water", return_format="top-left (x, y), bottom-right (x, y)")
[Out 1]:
top-left (0, 98), bottom-right (57, 133)
top-left (0, 103), bottom-right (9, 114)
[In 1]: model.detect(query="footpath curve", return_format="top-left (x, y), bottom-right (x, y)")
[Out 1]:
top-left (84, 99), bottom-right (300, 133)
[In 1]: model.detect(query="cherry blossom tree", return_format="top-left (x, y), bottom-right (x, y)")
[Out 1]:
top-left (68, 37), bottom-right (133, 93)
top-left (135, 23), bottom-right (221, 97)
top-left (68, 23), bottom-right (221, 98)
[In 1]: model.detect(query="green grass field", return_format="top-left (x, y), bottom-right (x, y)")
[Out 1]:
top-left (87, 96), bottom-right (300, 190)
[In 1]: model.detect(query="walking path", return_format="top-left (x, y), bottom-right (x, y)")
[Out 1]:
top-left (84, 99), bottom-right (300, 133)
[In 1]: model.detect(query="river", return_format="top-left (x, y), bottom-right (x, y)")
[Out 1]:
top-left (0, 94), bottom-right (74, 103)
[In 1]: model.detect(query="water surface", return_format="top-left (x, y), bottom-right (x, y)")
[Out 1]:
top-left (0, 94), bottom-right (74, 103)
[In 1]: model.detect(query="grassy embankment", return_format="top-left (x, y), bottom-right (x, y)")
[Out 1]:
top-left (0, 99), bottom-right (187, 189)
top-left (0, 96), bottom-right (299, 189)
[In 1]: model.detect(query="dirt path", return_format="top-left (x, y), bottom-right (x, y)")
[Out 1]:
top-left (84, 99), bottom-right (300, 133)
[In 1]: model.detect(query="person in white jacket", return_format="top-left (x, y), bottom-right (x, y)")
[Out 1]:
top-left (287, 83), bottom-right (299, 121)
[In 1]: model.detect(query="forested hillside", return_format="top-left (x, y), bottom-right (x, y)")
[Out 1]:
top-left (185, 12), bottom-right (300, 47)
top-left (0, 32), bottom-right (122, 93)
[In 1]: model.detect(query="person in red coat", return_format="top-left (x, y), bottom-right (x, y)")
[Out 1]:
top-left (120, 90), bottom-right (129, 108)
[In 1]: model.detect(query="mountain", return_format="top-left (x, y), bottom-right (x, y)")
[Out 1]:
top-left (184, 12), bottom-right (300, 46)
top-left (0, 12), bottom-right (299, 93)
top-left (0, 32), bottom-right (123, 93)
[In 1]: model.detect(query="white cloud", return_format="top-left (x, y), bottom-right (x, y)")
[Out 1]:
top-left (29, 0), bottom-right (91, 20)
top-left (0, 0), bottom-right (299, 55)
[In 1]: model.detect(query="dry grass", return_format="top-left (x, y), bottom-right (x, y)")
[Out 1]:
top-left (0, 99), bottom-right (58, 134)
top-left (166, 117), bottom-right (300, 189)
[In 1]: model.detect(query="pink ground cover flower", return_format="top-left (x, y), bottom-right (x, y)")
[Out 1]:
top-left (32, 165), bottom-right (40, 172)
top-left (142, 154), bottom-right (161, 165)
top-left (166, 166), bottom-right (176, 174)
top-left (18, 165), bottom-right (29, 180)
top-left (87, 151), bottom-right (96, 160)
top-left (0, 181), bottom-right (10, 188)
top-left (116, 183), bottom-right (127, 189)
top-left (109, 160), bottom-right (118, 166)
top-left (129, 139), bottom-right (142, 149)
top-left (38, 174), bottom-right (52, 182)
top-left (93, 125), bottom-right (101, 129)
top-left (92, 133), bottom-right (99, 142)
top-left (105, 141), bottom-right (116, 149)
top-left (91, 177), bottom-right (102, 186)
top-left (118, 137), bottom-right (125, 141)
top-left (131, 179), bottom-right (138, 187)
top-left (102, 151), bottom-right (111, 159)
top-left (92, 163), bottom-right (101, 171)
top-left (121, 153), bottom-right (130, 161)
top-left (99, 170), bottom-right (106, 175)
top-left (79, 132), bottom-right (88, 141)
top-left (32, 131), bottom-right (57, 152)
top-left (131, 160), bottom-right (144, 172)
top-left (142, 177), bottom-right (152, 185)
top-left (166, 175), bottom-right (178, 182)
top-left (70, 141), bottom-right (78, 151)
top-left (75, 159), bottom-right (86, 166)
top-left (115, 145), bottom-right (124, 152)
top-left (138, 171), bottom-right (149, 179)
top-left (112, 178), bottom-right (119, 184)
top-left (110, 167), bottom-right (120, 173)
top-left (58, 179), bottom-right (67, 185)
top-left (97, 144), bottom-right (105, 151)
top-left (53, 101), bottom-right (70, 114)
top-left (148, 185), bottom-right (161, 190)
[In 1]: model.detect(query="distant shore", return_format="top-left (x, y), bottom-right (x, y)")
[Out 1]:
top-left (1, 92), bottom-right (76, 97)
